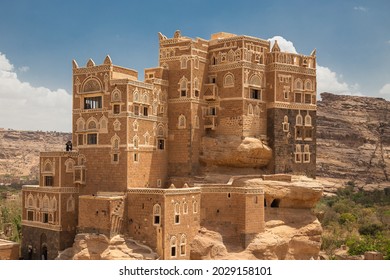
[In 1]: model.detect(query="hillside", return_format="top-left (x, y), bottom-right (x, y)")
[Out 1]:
top-left (317, 93), bottom-right (390, 185)
top-left (0, 129), bottom-right (71, 184)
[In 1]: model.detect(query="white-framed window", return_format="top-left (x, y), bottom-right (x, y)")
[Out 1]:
top-left (193, 200), bottom-right (198, 213)
top-left (180, 56), bottom-right (188, 69)
top-left (248, 104), bottom-right (254, 115)
top-left (303, 145), bottom-right (310, 163)
top-left (223, 73), bottom-right (234, 88)
top-left (178, 115), bottom-right (186, 129)
top-left (180, 234), bottom-right (187, 256)
top-left (174, 203), bottom-right (180, 224)
top-left (295, 144), bottom-right (302, 163)
top-left (282, 115), bottom-right (289, 132)
top-left (153, 204), bottom-right (161, 225)
top-left (179, 77), bottom-right (188, 97)
top-left (170, 236), bottom-right (177, 258)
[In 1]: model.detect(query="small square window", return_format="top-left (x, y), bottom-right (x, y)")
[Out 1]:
top-left (158, 139), bottom-right (165, 150)
top-left (113, 154), bottom-right (119, 162)
top-left (44, 176), bottom-right (53, 187)
top-left (250, 89), bottom-right (261, 100)
top-left (181, 90), bottom-right (187, 97)
top-left (113, 104), bottom-right (120, 114)
top-left (87, 133), bottom-right (97, 145)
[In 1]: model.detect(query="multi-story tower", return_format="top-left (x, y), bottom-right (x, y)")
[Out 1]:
top-left (21, 30), bottom-right (316, 260)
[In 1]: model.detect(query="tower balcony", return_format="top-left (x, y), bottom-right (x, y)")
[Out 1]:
top-left (203, 84), bottom-right (218, 100)
top-left (204, 115), bottom-right (217, 130)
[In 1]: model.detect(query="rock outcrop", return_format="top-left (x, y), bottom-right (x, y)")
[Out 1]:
top-left (200, 136), bottom-right (272, 168)
top-left (190, 176), bottom-right (323, 260)
top-left (56, 234), bottom-right (158, 260)
top-left (317, 93), bottom-right (390, 183)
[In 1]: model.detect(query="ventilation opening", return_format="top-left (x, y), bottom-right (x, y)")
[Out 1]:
top-left (271, 199), bottom-right (280, 208)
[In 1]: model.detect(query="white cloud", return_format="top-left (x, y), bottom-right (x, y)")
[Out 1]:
top-left (268, 36), bottom-right (362, 98)
top-left (268, 36), bottom-right (297, 54)
top-left (353, 6), bottom-right (367, 12)
top-left (0, 52), bottom-right (71, 132)
top-left (379, 84), bottom-right (390, 100)
top-left (18, 66), bottom-right (30, 73)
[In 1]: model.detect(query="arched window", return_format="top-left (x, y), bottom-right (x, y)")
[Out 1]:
top-left (296, 114), bottom-right (303, 126)
top-left (67, 196), bottom-right (75, 212)
top-left (223, 73), bottom-right (234, 87)
top-left (193, 78), bottom-right (200, 98)
top-left (111, 89), bottom-right (121, 102)
top-left (144, 132), bottom-right (150, 145)
top-left (174, 203), bottom-right (180, 224)
top-left (82, 78), bottom-right (101, 93)
top-left (153, 204), bottom-right (161, 225)
top-left (193, 200), bottom-right (198, 213)
top-left (295, 144), bottom-right (302, 163)
top-left (133, 90), bottom-right (139, 102)
top-left (178, 115), bottom-right (186, 129)
top-left (179, 77), bottom-right (188, 97)
top-left (180, 56), bottom-right (188, 69)
top-left (112, 136), bottom-right (120, 150)
top-left (305, 114), bottom-right (312, 126)
top-left (227, 50), bottom-right (235, 62)
top-left (305, 80), bottom-right (312, 91)
top-left (170, 236), bottom-right (177, 257)
top-left (183, 202), bottom-right (188, 214)
top-left (133, 136), bottom-right (139, 149)
top-left (180, 234), bottom-right (187, 256)
top-left (133, 120), bottom-right (139, 131)
top-left (157, 125), bottom-right (164, 137)
top-left (44, 161), bottom-right (53, 173)
top-left (303, 144), bottom-right (311, 163)
top-left (99, 116), bottom-right (108, 133)
top-left (249, 75), bottom-right (262, 87)
top-left (77, 118), bottom-right (85, 132)
top-left (235, 49), bottom-right (241, 61)
top-left (282, 115), bottom-right (289, 132)
top-left (87, 119), bottom-right (97, 130)
top-left (294, 79), bottom-right (303, 90)
top-left (248, 104), bottom-right (254, 115)
top-left (65, 159), bottom-right (75, 173)
top-left (27, 195), bottom-right (34, 208)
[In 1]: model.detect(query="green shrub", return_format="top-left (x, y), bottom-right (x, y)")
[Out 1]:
top-left (358, 223), bottom-right (384, 236)
top-left (339, 213), bottom-right (357, 225)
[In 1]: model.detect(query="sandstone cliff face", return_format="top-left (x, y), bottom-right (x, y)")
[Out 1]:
top-left (317, 93), bottom-right (390, 183)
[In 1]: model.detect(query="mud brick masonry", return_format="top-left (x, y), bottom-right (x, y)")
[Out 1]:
top-left (21, 31), bottom-right (316, 260)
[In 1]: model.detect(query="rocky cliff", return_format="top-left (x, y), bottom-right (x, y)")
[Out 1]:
top-left (317, 93), bottom-right (390, 184)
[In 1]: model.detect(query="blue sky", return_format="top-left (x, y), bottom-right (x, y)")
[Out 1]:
top-left (0, 0), bottom-right (389, 131)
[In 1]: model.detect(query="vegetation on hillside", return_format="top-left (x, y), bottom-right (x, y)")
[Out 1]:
top-left (0, 186), bottom-right (22, 242)
top-left (315, 181), bottom-right (390, 259)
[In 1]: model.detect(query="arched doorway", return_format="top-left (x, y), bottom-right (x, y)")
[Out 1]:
top-left (40, 233), bottom-right (48, 260)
